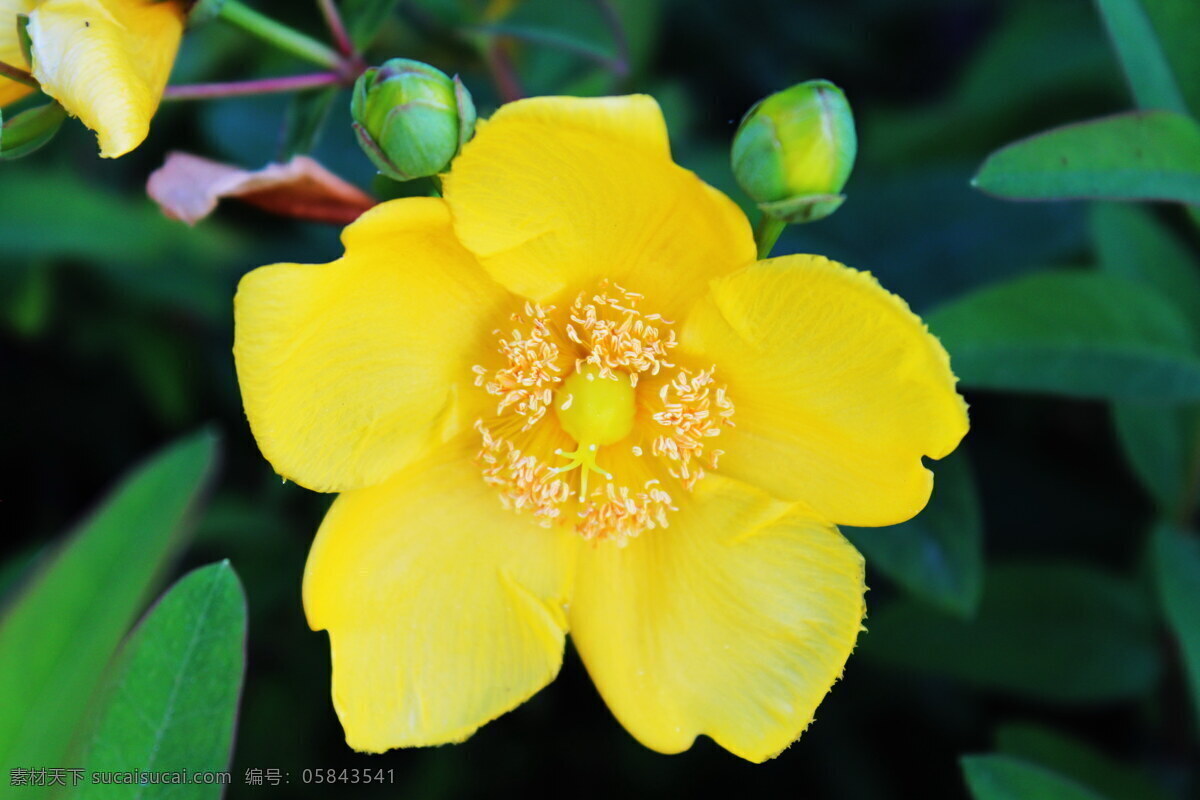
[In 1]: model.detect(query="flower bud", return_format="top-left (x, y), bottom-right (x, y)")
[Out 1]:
top-left (351, 59), bottom-right (477, 182)
top-left (0, 102), bottom-right (68, 161)
top-left (731, 79), bottom-right (857, 224)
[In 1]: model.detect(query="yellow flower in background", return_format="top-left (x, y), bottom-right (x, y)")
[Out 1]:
top-left (0, 0), bottom-right (185, 157)
top-left (233, 95), bottom-right (968, 762)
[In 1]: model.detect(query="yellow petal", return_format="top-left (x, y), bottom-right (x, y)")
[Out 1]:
top-left (0, 0), bottom-right (37, 108)
top-left (570, 474), bottom-right (865, 762)
top-left (234, 198), bottom-right (510, 493)
top-left (443, 95), bottom-right (756, 318)
top-left (303, 437), bottom-right (577, 751)
top-left (27, 0), bottom-right (184, 158)
top-left (681, 255), bottom-right (969, 527)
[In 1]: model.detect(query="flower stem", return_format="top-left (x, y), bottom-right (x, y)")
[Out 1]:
top-left (754, 215), bottom-right (786, 258)
top-left (163, 72), bottom-right (346, 101)
top-left (316, 0), bottom-right (355, 57)
top-left (219, 1), bottom-right (343, 70)
top-left (0, 59), bottom-right (37, 88)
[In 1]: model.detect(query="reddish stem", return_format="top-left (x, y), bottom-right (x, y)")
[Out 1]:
top-left (485, 41), bottom-right (523, 102)
top-left (163, 72), bottom-right (345, 101)
top-left (317, 0), bottom-right (356, 57)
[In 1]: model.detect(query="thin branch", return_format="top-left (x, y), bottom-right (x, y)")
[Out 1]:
top-left (163, 72), bottom-right (346, 101)
top-left (0, 59), bottom-right (38, 88)
top-left (484, 41), bottom-right (523, 102)
top-left (590, 0), bottom-right (630, 78)
top-left (468, 23), bottom-right (628, 77)
top-left (317, 0), bottom-right (356, 57)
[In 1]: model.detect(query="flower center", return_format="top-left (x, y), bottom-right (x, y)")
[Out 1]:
top-left (550, 366), bottom-right (635, 501)
top-left (473, 281), bottom-right (734, 545)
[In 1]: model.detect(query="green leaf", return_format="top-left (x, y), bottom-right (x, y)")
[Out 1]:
top-left (340, 0), bottom-right (400, 49)
top-left (1092, 203), bottom-right (1200, 341)
top-left (929, 270), bottom-right (1200, 400)
top-left (862, 562), bottom-right (1161, 703)
top-left (1095, 0), bottom-right (1187, 115)
top-left (1113, 404), bottom-right (1194, 511)
top-left (0, 432), bottom-right (218, 769)
top-left (962, 755), bottom-right (1108, 800)
top-left (844, 449), bottom-right (983, 617)
top-left (77, 562), bottom-right (246, 799)
top-left (1090, 203), bottom-right (1200, 509)
top-left (1152, 524), bottom-right (1200, 720)
top-left (1136, 0), bottom-right (1200, 119)
top-left (995, 723), bottom-right (1174, 800)
top-left (972, 111), bottom-right (1200, 205)
top-left (280, 86), bottom-right (340, 159)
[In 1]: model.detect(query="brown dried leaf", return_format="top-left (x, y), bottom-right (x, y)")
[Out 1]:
top-left (147, 151), bottom-right (376, 226)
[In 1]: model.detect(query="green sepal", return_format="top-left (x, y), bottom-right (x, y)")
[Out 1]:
top-left (758, 193), bottom-right (846, 224)
top-left (0, 102), bottom-right (68, 161)
top-left (16, 14), bottom-right (32, 66)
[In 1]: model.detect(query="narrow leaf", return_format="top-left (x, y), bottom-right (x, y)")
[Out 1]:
top-left (1094, 0), bottom-right (1187, 114)
top-left (1091, 203), bottom-right (1200, 341)
top-left (862, 562), bottom-right (1161, 703)
top-left (77, 562), bottom-right (247, 800)
top-left (340, 0), bottom-right (400, 49)
top-left (0, 432), bottom-right (218, 768)
top-left (995, 723), bottom-right (1174, 800)
top-left (1152, 523), bottom-right (1200, 720)
top-left (972, 111), bottom-right (1200, 205)
top-left (844, 449), bottom-right (983, 617)
top-left (962, 755), bottom-right (1108, 800)
top-left (1091, 202), bottom-right (1200, 510)
top-left (928, 270), bottom-right (1200, 401)
top-left (1138, 0), bottom-right (1200, 118)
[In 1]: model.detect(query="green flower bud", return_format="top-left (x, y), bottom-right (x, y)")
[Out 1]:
top-left (731, 79), bottom-right (857, 224)
top-left (351, 59), bottom-right (477, 182)
top-left (0, 102), bottom-right (68, 161)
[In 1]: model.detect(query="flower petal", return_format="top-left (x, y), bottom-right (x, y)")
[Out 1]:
top-left (233, 197), bottom-right (510, 493)
top-left (303, 438), bottom-right (577, 752)
top-left (443, 95), bottom-right (756, 317)
top-left (27, 0), bottom-right (184, 157)
top-left (0, 0), bottom-right (37, 108)
top-left (569, 474), bottom-right (865, 762)
top-left (681, 255), bottom-right (969, 527)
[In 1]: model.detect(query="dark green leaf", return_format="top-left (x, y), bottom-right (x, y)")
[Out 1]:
top-left (995, 723), bottom-right (1174, 800)
top-left (844, 449), bottom-right (983, 617)
top-left (77, 562), bottom-right (247, 799)
top-left (1091, 203), bottom-right (1200, 509)
top-left (341, 0), bottom-right (400, 49)
top-left (1152, 524), bottom-right (1200, 720)
top-left (1138, 0), bottom-right (1200, 118)
top-left (1095, 0), bottom-right (1187, 114)
top-left (862, 562), bottom-right (1161, 702)
top-left (972, 111), bottom-right (1200, 205)
top-left (962, 755), bottom-right (1108, 800)
top-left (1113, 404), bottom-right (1194, 511)
top-left (280, 87), bottom-right (340, 159)
top-left (1091, 203), bottom-right (1200, 342)
top-left (0, 432), bottom-right (218, 768)
top-left (929, 270), bottom-right (1200, 400)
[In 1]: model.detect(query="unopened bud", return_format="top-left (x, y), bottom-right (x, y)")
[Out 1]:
top-left (351, 59), bottom-right (476, 181)
top-left (732, 80), bottom-right (857, 224)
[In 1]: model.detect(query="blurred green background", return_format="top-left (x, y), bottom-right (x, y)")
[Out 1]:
top-left (2, 0), bottom-right (1198, 797)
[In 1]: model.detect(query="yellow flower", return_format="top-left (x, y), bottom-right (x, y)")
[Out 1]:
top-left (0, 0), bottom-right (185, 158)
top-left (233, 95), bottom-right (968, 762)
